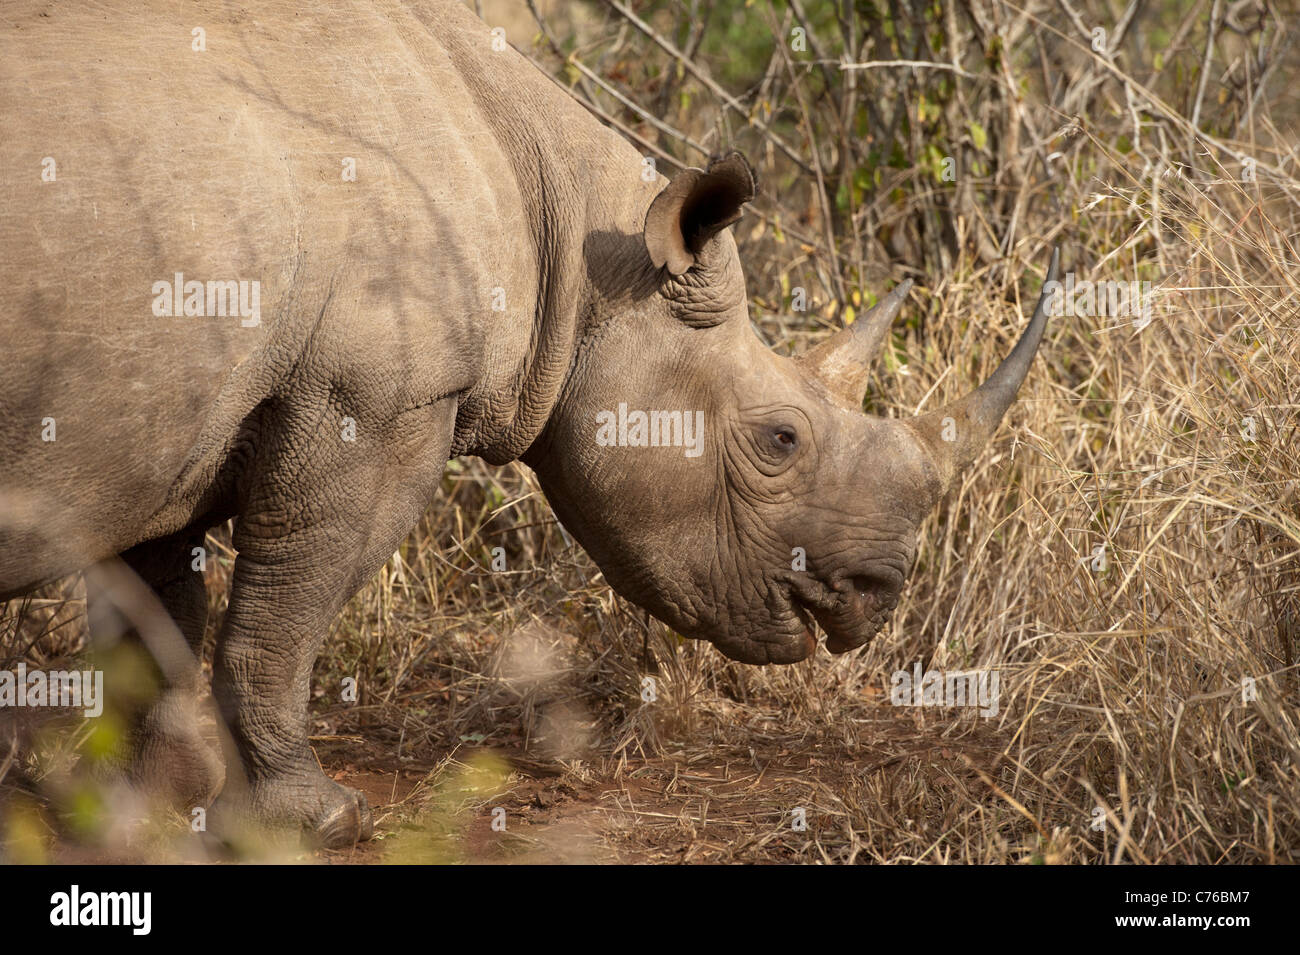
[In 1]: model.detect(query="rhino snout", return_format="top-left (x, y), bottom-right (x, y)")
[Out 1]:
top-left (787, 569), bottom-right (902, 655)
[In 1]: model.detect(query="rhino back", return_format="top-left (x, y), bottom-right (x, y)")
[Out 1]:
top-left (0, 0), bottom-right (614, 592)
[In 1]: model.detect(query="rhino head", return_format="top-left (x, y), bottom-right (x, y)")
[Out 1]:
top-left (524, 152), bottom-right (1058, 665)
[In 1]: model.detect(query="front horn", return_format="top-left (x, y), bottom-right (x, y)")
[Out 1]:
top-left (908, 247), bottom-right (1060, 492)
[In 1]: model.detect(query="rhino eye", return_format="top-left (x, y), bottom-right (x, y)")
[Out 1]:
top-left (737, 414), bottom-right (808, 475)
top-left (771, 426), bottom-right (798, 449)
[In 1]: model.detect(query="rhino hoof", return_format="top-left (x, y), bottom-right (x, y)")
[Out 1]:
top-left (316, 788), bottom-right (373, 849)
top-left (121, 690), bottom-right (226, 809)
top-left (128, 733), bottom-right (226, 810)
top-left (207, 772), bottom-right (374, 852)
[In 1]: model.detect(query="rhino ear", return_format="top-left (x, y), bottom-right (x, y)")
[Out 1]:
top-left (644, 151), bottom-right (756, 276)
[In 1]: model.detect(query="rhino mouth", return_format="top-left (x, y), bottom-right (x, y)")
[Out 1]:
top-left (787, 572), bottom-right (898, 654)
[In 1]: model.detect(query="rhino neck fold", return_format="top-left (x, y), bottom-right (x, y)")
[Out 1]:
top-left (429, 3), bottom-right (645, 467)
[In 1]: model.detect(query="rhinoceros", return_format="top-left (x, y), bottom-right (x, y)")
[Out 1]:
top-left (0, 0), bottom-right (1057, 846)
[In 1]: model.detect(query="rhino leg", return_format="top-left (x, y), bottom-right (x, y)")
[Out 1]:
top-left (209, 395), bottom-right (456, 848)
top-left (88, 529), bottom-right (225, 810)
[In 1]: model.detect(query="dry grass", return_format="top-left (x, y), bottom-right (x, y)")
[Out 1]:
top-left (2, 0), bottom-right (1297, 863)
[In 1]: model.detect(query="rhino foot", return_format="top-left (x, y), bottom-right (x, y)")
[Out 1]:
top-left (127, 688), bottom-right (226, 810)
top-left (209, 766), bottom-right (373, 850)
top-left (315, 785), bottom-right (374, 848)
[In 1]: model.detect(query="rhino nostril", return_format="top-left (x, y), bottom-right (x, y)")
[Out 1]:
top-left (844, 574), bottom-right (902, 612)
top-left (849, 575), bottom-right (875, 600)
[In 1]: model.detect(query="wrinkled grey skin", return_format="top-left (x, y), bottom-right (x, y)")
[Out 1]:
top-left (0, 0), bottom-right (1056, 847)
